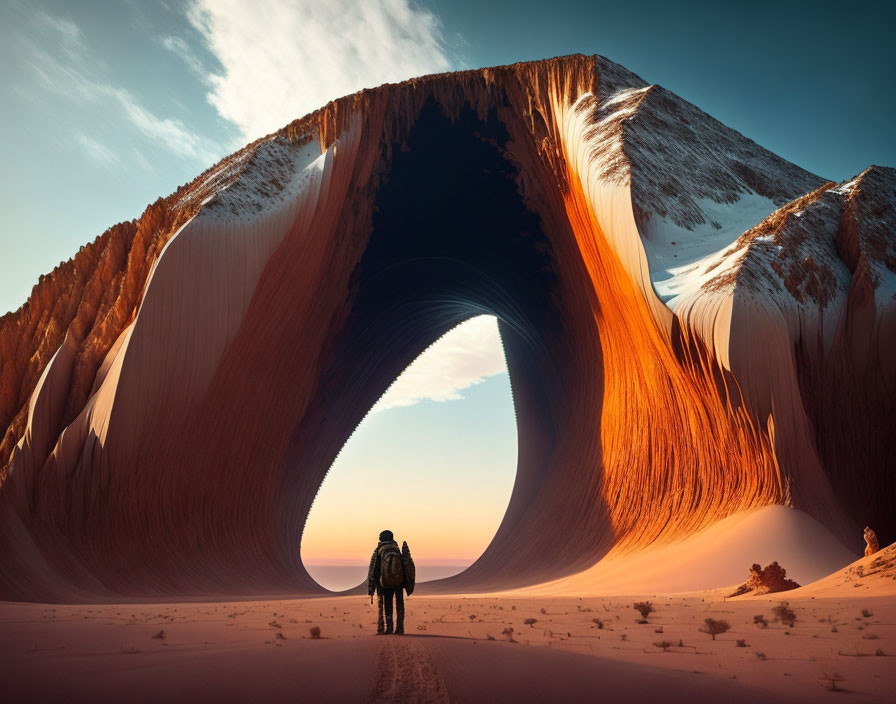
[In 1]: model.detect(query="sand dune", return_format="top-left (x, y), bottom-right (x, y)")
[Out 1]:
top-left (489, 505), bottom-right (858, 597)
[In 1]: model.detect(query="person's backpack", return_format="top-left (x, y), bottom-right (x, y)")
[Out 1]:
top-left (378, 543), bottom-right (404, 589)
top-left (401, 541), bottom-right (416, 595)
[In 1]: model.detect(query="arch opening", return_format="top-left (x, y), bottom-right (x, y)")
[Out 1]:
top-left (283, 99), bottom-right (612, 593)
top-left (301, 315), bottom-right (518, 592)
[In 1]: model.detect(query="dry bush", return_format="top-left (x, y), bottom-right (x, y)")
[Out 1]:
top-left (700, 618), bottom-right (730, 640)
top-left (151, 630), bottom-right (166, 640)
top-left (861, 608), bottom-right (873, 618)
top-left (753, 614), bottom-right (768, 628)
top-left (654, 640), bottom-right (674, 651)
top-left (309, 626), bottom-right (321, 639)
top-left (755, 651), bottom-right (767, 660)
top-left (772, 602), bottom-right (796, 627)
top-left (633, 601), bottom-right (654, 619)
top-left (736, 639), bottom-right (747, 647)
top-left (524, 618), bottom-right (537, 626)
top-left (501, 627), bottom-right (514, 642)
top-left (819, 671), bottom-right (844, 691)
top-left (592, 618), bottom-right (604, 629)
top-left (275, 632), bottom-right (286, 640)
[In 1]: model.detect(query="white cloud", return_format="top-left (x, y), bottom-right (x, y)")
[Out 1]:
top-left (156, 34), bottom-right (208, 80)
top-left (372, 315), bottom-right (508, 413)
top-left (186, 0), bottom-right (455, 142)
top-left (113, 89), bottom-right (217, 162)
top-left (21, 9), bottom-right (219, 164)
top-left (75, 133), bottom-right (119, 166)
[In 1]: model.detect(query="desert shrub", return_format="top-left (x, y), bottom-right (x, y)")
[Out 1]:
top-left (633, 601), bottom-right (654, 619)
top-left (736, 639), bottom-right (747, 647)
top-left (592, 618), bottom-right (604, 629)
top-left (819, 671), bottom-right (844, 691)
top-left (654, 640), bottom-right (673, 651)
top-left (501, 627), bottom-right (514, 642)
top-left (275, 632), bottom-right (286, 640)
top-left (753, 614), bottom-right (768, 628)
top-left (772, 601), bottom-right (796, 627)
top-left (700, 618), bottom-right (731, 640)
top-left (540, 608), bottom-right (547, 614)
top-left (469, 614), bottom-right (476, 621)
top-left (309, 626), bottom-right (321, 639)
top-left (755, 651), bottom-right (767, 660)
top-left (524, 618), bottom-right (537, 626)
top-left (151, 630), bottom-right (166, 640)
top-left (861, 608), bottom-right (873, 618)
top-left (876, 649), bottom-right (885, 656)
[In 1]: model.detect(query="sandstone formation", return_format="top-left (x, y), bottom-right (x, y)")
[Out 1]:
top-left (728, 561), bottom-right (800, 598)
top-left (865, 526), bottom-right (880, 557)
top-left (0, 55), bottom-right (893, 600)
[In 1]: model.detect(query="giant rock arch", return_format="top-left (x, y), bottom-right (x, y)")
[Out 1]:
top-left (1, 55), bottom-right (894, 601)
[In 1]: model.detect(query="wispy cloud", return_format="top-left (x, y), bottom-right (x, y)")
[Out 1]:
top-left (75, 132), bottom-right (119, 166)
top-left (20, 8), bottom-right (219, 164)
top-left (372, 316), bottom-right (508, 413)
top-left (186, 0), bottom-right (455, 142)
top-left (156, 34), bottom-right (208, 80)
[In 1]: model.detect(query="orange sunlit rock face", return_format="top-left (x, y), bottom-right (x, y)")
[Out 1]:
top-left (0, 55), bottom-right (892, 600)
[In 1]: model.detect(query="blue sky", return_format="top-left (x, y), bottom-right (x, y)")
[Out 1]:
top-left (2, 0), bottom-right (894, 585)
top-left (2, 0), bottom-right (894, 316)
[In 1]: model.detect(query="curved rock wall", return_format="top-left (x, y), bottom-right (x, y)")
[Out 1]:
top-left (0, 55), bottom-right (892, 600)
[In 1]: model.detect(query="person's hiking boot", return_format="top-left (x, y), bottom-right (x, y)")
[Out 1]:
top-left (384, 625), bottom-right (394, 635)
top-left (376, 627), bottom-right (386, 635)
top-left (395, 626), bottom-right (404, 635)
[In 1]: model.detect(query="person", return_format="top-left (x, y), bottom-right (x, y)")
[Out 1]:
top-left (367, 529), bottom-right (407, 635)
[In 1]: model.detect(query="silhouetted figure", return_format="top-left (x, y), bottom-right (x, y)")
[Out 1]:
top-left (368, 529), bottom-right (415, 634)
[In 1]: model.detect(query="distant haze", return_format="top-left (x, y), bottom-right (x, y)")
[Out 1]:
top-left (305, 564), bottom-right (470, 592)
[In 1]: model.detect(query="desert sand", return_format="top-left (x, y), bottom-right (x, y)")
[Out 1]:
top-left (2, 521), bottom-right (892, 703)
top-left (1, 584), bottom-right (893, 702)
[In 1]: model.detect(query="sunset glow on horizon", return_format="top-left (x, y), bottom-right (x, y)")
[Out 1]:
top-left (300, 316), bottom-right (518, 579)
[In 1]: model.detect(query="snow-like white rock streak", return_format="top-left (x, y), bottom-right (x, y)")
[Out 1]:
top-left (558, 60), bottom-right (893, 542)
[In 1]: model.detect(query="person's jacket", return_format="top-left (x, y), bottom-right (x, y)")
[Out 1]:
top-left (367, 539), bottom-right (399, 595)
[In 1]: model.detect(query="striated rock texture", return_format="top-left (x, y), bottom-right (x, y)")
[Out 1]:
top-left (0, 55), bottom-right (893, 600)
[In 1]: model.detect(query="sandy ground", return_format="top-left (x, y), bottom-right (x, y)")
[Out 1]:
top-left (1, 583), bottom-right (893, 703)
top-left (2, 521), bottom-right (892, 703)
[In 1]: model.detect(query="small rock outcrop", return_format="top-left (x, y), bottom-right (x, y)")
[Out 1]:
top-left (864, 526), bottom-right (880, 557)
top-left (728, 562), bottom-right (801, 597)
